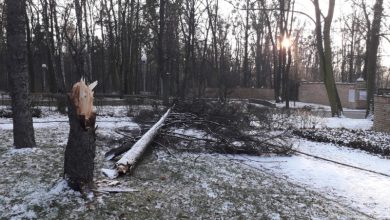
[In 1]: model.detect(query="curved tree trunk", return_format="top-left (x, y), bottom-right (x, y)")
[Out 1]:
top-left (6, 0), bottom-right (36, 148)
top-left (313, 0), bottom-right (343, 117)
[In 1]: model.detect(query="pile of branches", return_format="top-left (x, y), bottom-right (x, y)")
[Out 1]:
top-left (105, 99), bottom-right (293, 162)
top-left (158, 100), bottom-right (291, 155)
top-left (293, 128), bottom-right (390, 157)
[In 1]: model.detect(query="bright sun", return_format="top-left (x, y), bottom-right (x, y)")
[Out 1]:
top-left (281, 36), bottom-right (291, 49)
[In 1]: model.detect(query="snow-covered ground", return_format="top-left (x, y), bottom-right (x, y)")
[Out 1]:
top-left (273, 101), bottom-right (363, 112)
top-left (323, 117), bottom-right (373, 130)
top-left (270, 107), bottom-right (373, 130)
top-left (274, 101), bottom-right (332, 110)
top-left (1, 103), bottom-right (388, 218)
top-left (235, 138), bottom-right (390, 218)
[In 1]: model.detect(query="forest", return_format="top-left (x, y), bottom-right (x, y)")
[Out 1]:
top-left (0, 0), bottom-right (389, 105)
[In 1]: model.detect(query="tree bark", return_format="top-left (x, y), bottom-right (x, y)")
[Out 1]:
top-left (64, 81), bottom-right (97, 191)
top-left (6, 0), bottom-right (36, 148)
top-left (51, 0), bottom-right (66, 91)
top-left (313, 0), bottom-right (343, 116)
top-left (74, 0), bottom-right (86, 78)
top-left (365, 0), bottom-right (383, 117)
top-left (242, 0), bottom-right (250, 87)
top-left (25, 8), bottom-right (35, 93)
top-left (158, 0), bottom-right (168, 105)
top-left (82, 0), bottom-right (93, 81)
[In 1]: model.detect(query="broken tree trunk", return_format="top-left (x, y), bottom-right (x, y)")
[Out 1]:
top-left (64, 79), bottom-right (98, 191)
top-left (102, 107), bottom-right (172, 179)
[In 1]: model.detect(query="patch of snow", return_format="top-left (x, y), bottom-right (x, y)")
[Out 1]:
top-left (323, 117), bottom-right (372, 130)
top-left (235, 139), bottom-right (390, 218)
top-left (5, 147), bottom-right (43, 156)
top-left (49, 179), bottom-right (70, 195)
top-left (96, 105), bottom-right (129, 117)
top-left (172, 128), bottom-right (209, 139)
top-left (200, 181), bottom-right (217, 199)
top-left (295, 139), bottom-right (390, 176)
top-left (96, 117), bottom-right (138, 129)
top-left (232, 141), bottom-right (243, 147)
top-left (101, 168), bottom-right (119, 179)
top-left (10, 204), bottom-right (37, 220)
top-left (221, 201), bottom-right (234, 212)
top-left (274, 101), bottom-right (331, 110)
top-left (155, 202), bottom-right (162, 209)
top-left (175, 128), bottom-right (207, 138)
top-left (269, 213), bottom-right (281, 220)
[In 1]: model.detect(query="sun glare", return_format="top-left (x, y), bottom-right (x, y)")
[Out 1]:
top-left (281, 36), bottom-right (291, 49)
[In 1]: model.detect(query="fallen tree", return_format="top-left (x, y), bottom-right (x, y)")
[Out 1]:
top-left (102, 107), bottom-right (172, 179)
top-left (102, 100), bottom-right (293, 179)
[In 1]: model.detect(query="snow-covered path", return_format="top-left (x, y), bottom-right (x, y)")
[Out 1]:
top-left (237, 139), bottom-right (390, 218)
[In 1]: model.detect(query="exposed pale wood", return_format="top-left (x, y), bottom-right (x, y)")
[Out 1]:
top-left (102, 107), bottom-right (172, 179)
top-left (70, 78), bottom-right (98, 127)
top-left (116, 107), bottom-right (171, 173)
top-left (95, 187), bottom-right (139, 194)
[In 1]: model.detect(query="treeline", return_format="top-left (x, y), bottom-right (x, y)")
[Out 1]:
top-left (0, 0), bottom-right (388, 101)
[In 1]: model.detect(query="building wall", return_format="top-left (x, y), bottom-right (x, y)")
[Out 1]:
top-left (374, 96), bottom-right (390, 132)
top-left (298, 82), bottom-right (366, 109)
top-left (204, 88), bottom-right (274, 100)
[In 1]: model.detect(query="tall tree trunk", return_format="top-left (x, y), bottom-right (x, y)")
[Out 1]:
top-left (100, 0), bottom-right (106, 93)
top-left (49, 0), bottom-right (67, 112)
top-left (259, 0), bottom-right (278, 100)
top-left (74, 0), bottom-right (85, 78)
top-left (25, 9), bottom-right (35, 92)
top-left (6, 0), bottom-right (36, 148)
top-left (41, 0), bottom-right (56, 93)
top-left (158, 0), bottom-right (168, 105)
top-left (361, 1), bottom-right (371, 81)
top-left (198, 23), bottom-right (209, 97)
top-left (313, 0), bottom-right (343, 116)
top-left (366, 0), bottom-right (383, 117)
top-left (51, 0), bottom-right (66, 91)
top-left (242, 0), bottom-right (250, 87)
top-left (180, 0), bottom-right (196, 98)
top-left (104, 0), bottom-right (118, 92)
top-left (118, 0), bottom-right (124, 97)
top-left (82, 0), bottom-right (93, 81)
top-left (127, 0), bottom-right (135, 94)
top-left (348, 17), bottom-right (356, 83)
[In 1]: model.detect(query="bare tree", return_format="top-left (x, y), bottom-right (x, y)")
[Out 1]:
top-left (158, 0), bottom-right (168, 104)
top-left (313, 0), bottom-right (343, 116)
top-left (242, 0), bottom-right (250, 87)
top-left (6, 0), bottom-right (36, 148)
top-left (365, 0), bottom-right (384, 117)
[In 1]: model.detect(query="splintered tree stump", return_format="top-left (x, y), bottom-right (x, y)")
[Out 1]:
top-left (64, 78), bottom-right (98, 192)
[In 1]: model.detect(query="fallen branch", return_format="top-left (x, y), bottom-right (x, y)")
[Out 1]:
top-left (94, 187), bottom-right (139, 194)
top-left (102, 107), bottom-right (172, 178)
